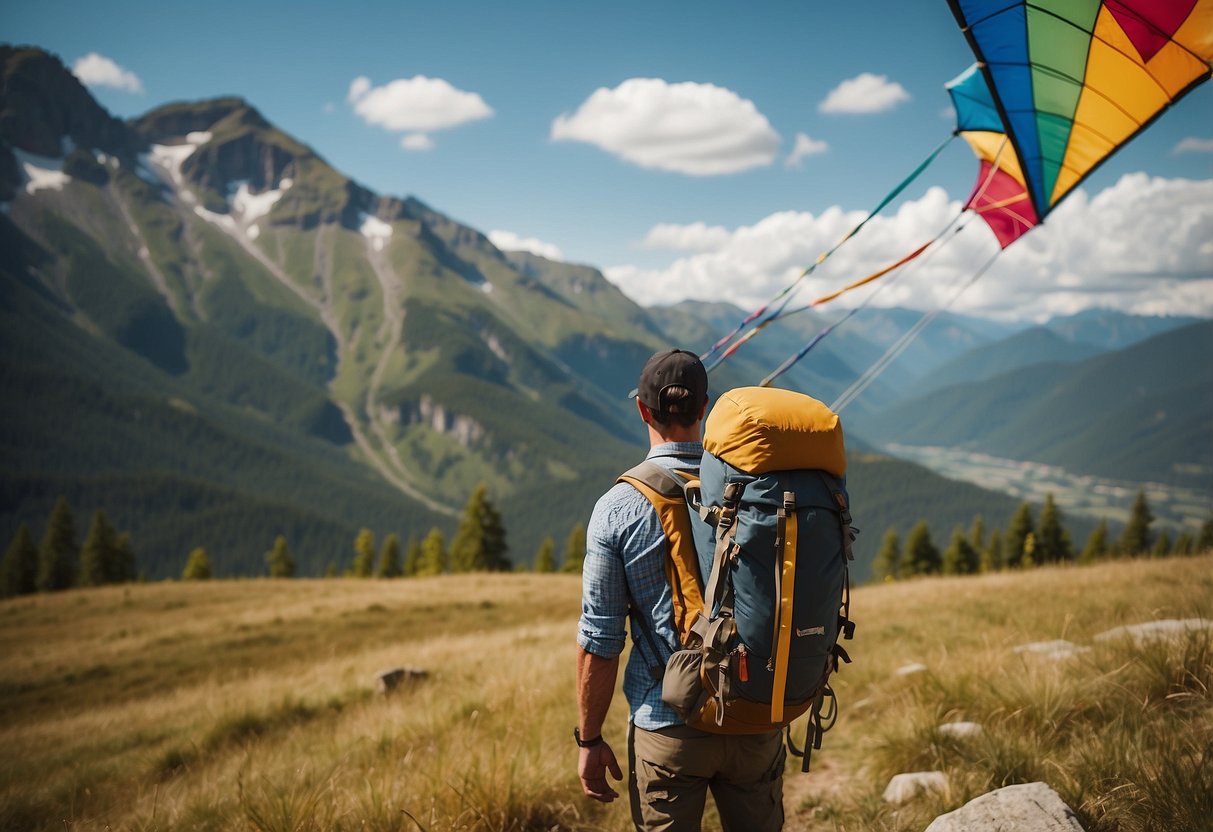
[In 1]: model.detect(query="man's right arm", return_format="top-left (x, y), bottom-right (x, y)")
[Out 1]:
top-left (575, 489), bottom-right (631, 802)
top-left (576, 646), bottom-right (623, 802)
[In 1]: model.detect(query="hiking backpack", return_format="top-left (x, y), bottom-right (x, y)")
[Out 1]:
top-left (618, 386), bottom-right (856, 772)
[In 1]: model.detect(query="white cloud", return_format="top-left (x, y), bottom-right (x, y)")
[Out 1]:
top-left (489, 230), bottom-right (564, 261)
top-left (819, 73), bottom-right (910, 114)
top-left (603, 175), bottom-right (1213, 322)
top-left (72, 53), bottom-right (143, 94)
top-left (347, 76), bottom-right (372, 103)
top-left (785, 133), bottom-right (829, 169)
top-left (641, 222), bottom-right (733, 252)
top-left (550, 78), bottom-right (780, 176)
top-left (1174, 137), bottom-right (1213, 153)
top-left (347, 75), bottom-right (492, 150)
top-left (401, 133), bottom-right (434, 151)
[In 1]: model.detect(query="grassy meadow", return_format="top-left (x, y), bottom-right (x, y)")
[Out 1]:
top-left (1, 555), bottom-right (1210, 831)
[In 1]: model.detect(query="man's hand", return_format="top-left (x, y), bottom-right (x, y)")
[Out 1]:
top-left (578, 741), bottom-right (623, 802)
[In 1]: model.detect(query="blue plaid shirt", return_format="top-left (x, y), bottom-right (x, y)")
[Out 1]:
top-left (578, 442), bottom-right (702, 730)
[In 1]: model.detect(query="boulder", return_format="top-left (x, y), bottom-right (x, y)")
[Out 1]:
top-left (883, 771), bottom-right (948, 805)
top-left (1094, 618), bottom-right (1212, 645)
top-left (925, 781), bottom-right (1084, 831)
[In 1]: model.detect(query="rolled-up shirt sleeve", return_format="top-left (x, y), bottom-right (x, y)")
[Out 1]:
top-left (577, 485), bottom-right (632, 658)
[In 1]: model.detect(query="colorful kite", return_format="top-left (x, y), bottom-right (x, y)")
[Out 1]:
top-left (712, 1), bottom-right (1213, 393)
top-left (948, 0), bottom-right (1213, 247)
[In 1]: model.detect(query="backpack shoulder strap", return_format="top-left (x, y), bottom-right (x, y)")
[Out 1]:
top-left (618, 461), bottom-right (707, 647)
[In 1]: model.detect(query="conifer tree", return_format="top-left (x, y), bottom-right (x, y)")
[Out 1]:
top-left (969, 515), bottom-right (986, 554)
top-left (37, 497), bottom-right (77, 592)
top-left (113, 532), bottom-right (136, 583)
top-left (1005, 503), bottom-right (1034, 568)
top-left (450, 484), bottom-right (509, 572)
top-left (1150, 530), bottom-right (1171, 559)
top-left (402, 535), bottom-right (421, 577)
top-left (980, 529), bottom-right (1003, 573)
top-left (1080, 519), bottom-right (1109, 564)
top-left (1120, 490), bottom-right (1153, 556)
top-left (872, 529), bottom-right (900, 582)
top-left (352, 528), bottom-right (375, 577)
top-left (2, 524), bottom-right (38, 597)
top-left (1172, 533), bottom-right (1194, 556)
top-left (942, 526), bottom-right (979, 576)
top-left (1036, 494), bottom-right (1073, 563)
top-left (266, 536), bottom-right (295, 578)
top-left (377, 533), bottom-right (402, 578)
top-left (79, 510), bottom-right (120, 587)
top-left (183, 547), bottom-right (212, 580)
top-left (533, 536), bottom-right (557, 573)
top-left (560, 522), bottom-right (587, 574)
top-left (901, 520), bottom-right (941, 577)
top-left (1021, 532), bottom-right (1037, 568)
top-left (417, 528), bottom-right (447, 576)
top-left (1199, 516), bottom-right (1213, 552)
top-left (324, 562), bottom-right (338, 578)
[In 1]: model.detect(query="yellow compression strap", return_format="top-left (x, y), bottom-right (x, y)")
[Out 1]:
top-left (771, 492), bottom-right (798, 724)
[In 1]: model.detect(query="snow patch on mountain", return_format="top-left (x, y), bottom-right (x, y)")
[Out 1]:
top-left (360, 213), bottom-right (393, 251)
top-left (14, 149), bottom-right (72, 194)
top-left (230, 179), bottom-right (287, 223)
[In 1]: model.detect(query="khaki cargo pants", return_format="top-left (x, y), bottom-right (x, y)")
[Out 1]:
top-left (628, 723), bottom-right (785, 832)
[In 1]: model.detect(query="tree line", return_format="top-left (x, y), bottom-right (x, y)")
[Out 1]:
top-left (872, 489), bottom-right (1213, 581)
top-left (156, 482), bottom-right (589, 582)
top-left (1, 497), bottom-right (137, 597)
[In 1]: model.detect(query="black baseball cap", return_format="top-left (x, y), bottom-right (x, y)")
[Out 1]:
top-left (628, 349), bottom-right (709, 413)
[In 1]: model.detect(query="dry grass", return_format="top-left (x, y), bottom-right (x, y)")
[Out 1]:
top-left (1, 557), bottom-right (1210, 831)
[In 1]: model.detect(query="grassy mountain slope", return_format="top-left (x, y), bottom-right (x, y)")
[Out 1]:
top-left (2, 555), bottom-right (1208, 831)
top-left (913, 326), bottom-right (1105, 395)
top-left (864, 321), bottom-right (1213, 491)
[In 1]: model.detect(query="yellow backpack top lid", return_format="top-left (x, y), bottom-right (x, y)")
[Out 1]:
top-left (703, 386), bottom-right (846, 477)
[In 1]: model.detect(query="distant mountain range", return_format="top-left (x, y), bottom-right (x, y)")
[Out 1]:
top-left (860, 321), bottom-right (1213, 491)
top-left (1, 45), bottom-right (1206, 579)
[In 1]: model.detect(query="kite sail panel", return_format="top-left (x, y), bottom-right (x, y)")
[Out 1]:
top-left (949, 0), bottom-right (1213, 230)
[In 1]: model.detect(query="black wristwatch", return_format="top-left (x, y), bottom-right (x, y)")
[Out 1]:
top-left (574, 727), bottom-right (605, 748)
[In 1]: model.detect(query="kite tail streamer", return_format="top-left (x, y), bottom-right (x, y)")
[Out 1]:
top-left (700, 134), bottom-right (956, 363)
top-left (830, 248), bottom-right (1002, 414)
top-left (756, 209), bottom-right (968, 387)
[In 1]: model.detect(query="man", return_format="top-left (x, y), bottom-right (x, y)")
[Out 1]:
top-left (575, 348), bottom-right (785, 831)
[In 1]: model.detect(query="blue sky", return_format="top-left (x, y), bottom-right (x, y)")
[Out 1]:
top-left (6, 0), bottom-right (1212, 320)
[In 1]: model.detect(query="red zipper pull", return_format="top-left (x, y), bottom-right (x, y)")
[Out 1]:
top-left (738, 647), bottom-right (749, 682)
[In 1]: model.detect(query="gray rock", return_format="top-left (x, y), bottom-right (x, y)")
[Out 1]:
top-left (1094, 618), bottom-right (1212, 645)
top-left (938, 721), bottom-right (984, 739)
top-left (883, 771), bottom-right (948, 805)
top-left (925, 781), bottom-right (1084, 832)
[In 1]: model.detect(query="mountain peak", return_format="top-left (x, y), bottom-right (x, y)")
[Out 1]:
top-left (131, 96), bottom-right (271, 143)
top-left (0, 45), bottom-right (130, 158)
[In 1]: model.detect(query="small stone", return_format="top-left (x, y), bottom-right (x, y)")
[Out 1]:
top-left (924, 781), bottom-right (1084, 831)
top-left (895, 662), bottom-right (929, 676)
top-left (938, 721), bottom-right (984, 738)
top-left (1013, 639), bottom-right (1091, 660)
top-left (376, 666), bottom-right (428, 694)
top-left (883, 771), bottom-right (948, 805)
